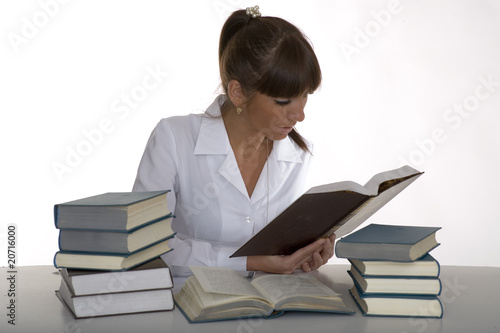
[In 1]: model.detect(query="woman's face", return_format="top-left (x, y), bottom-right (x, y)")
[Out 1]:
top-left (245, 91), bottom-right (308, 141)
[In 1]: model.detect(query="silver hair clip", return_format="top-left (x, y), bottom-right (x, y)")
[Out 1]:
top-left (246, 5), bottom-right (261, 18)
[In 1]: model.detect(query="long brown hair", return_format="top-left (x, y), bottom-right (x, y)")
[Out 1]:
top-left (218, 9), bottom-right (322, 152)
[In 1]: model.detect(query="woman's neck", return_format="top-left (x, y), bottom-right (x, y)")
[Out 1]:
top-left (222, 101), bottom-right (270, 158)
top-left (221, 102), bottom-right (273, 197)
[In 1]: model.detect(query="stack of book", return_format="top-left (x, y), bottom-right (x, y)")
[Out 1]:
top-left (335, 223), bottom-right (443, 318)
top-left (52, 190), bottom-right (176, 318)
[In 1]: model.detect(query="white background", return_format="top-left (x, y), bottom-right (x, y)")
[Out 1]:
top-left (1, 0), bottom-right (499, 267)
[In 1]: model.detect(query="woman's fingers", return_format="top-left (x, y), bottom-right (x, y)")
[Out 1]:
top-left (301, 234), bottom-right (337, 272)
top-left (247, 234), bottom-right (337, 274)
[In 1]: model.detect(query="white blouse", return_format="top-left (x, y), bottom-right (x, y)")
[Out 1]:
top-left (132, 95), bottom-right (312, 275)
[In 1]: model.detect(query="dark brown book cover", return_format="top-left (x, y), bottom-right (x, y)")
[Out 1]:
top-left (231, 165), bottom-right (423, 257)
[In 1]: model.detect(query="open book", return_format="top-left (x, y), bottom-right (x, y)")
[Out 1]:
top-left (174, 266), bottom-right (354, 323)
top-left (232, 165), bottom-right (423, 257)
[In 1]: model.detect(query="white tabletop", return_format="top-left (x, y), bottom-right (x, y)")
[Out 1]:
top-left (1, 264), bottom-right (499, 333)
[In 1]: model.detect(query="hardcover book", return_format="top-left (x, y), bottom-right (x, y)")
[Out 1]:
top-left (60, 257), bottom-right (173, 295)
top-left (58, 215), bottom-right (174, 254)
top-left (174, 266), bottom-right (354, 323)
top-left (56, 277), bottom-right (174, 318)
top-left (54, 190), bottom-right (170, 231)
top-left (232, 165), bottom-right (422, 257)
top-left (349, 285), bottom-right (443, 318)
top-left (349, 254), bottom-right (440, 277)
top-left (53, 237), bottom-right (173, 271)
top-left (348, 266), bottom-right (442, 295)
top-left (335, 223), bottom-right (441, 262)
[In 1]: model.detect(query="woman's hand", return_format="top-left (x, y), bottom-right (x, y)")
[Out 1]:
top-left (301, 233), bottom-right (335, 272)
top-left (246, 233), bottom-right (336, 274)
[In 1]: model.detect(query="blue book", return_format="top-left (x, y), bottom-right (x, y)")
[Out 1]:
top-left (53, 237), bottom-right (173, 271)
top-left (349, 285), bottom-right (443, 318)
top-left (348, 265), bottom-right (442, 296)
top-left (336, 223), bottom-right (441, 261)
top-left (54, 190), bottom-right (170, 231)
top-left (349, 254), bottom-right (440, 277)
top-left (58, 215), bottom-right (174, 254)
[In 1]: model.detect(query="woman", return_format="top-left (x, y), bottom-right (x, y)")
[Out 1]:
top-left (132, 6), bottom-right (335, 276)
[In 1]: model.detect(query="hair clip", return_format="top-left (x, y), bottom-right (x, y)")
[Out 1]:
top-left (246, 5), bottom-right (261, 18)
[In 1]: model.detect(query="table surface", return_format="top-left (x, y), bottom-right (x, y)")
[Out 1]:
top-left (1, 264), bottom-right (499, 333)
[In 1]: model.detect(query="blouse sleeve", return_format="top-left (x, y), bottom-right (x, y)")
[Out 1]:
top-left (132, 119), bottom-right (249, 275)
top-left (132, 120), bottom-right (179, 213)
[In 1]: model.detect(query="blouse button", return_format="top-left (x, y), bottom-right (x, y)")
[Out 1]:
top-left (245, 216), bottom-right (253, 223)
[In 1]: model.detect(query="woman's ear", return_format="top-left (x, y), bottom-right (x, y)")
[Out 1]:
top-left (227, 80), bottom-right (246, 107)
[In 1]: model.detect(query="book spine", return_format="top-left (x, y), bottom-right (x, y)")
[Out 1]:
top-left (54, 205), bottom-right (60, 228)
top-left (58, 230), bottom-right (62, 251)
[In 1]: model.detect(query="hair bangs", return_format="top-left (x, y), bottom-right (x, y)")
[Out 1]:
top-left (256, 34), bottom-right (321, 98)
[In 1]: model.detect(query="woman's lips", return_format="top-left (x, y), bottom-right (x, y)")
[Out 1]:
top-left (280, 127), bottom-right (294, 134)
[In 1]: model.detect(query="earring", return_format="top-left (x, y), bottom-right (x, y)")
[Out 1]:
top-left (236, 107), bottom-right (243, 115)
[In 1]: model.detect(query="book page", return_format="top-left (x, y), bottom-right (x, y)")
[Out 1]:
top-left (251, 274), bottom-right (338, 304)
top-left (188, 277), bottom-right (253, 305)
top-left (306, 181), bottom-right (369, 195)
top-left (363, 165), bottom-right (421, 194)
top-left (190, 266), bottom-right (263, 298)
top-left (333, 172), bottom-right (422, 237)
top-left (308, 165), bottom-right (420, 196)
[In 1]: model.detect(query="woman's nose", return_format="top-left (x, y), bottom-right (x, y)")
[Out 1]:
top-left (287, 97), bottom-right (307, 122)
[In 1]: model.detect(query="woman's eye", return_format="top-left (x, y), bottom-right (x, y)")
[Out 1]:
top-left (274, 99), bottom-right (291, 106)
